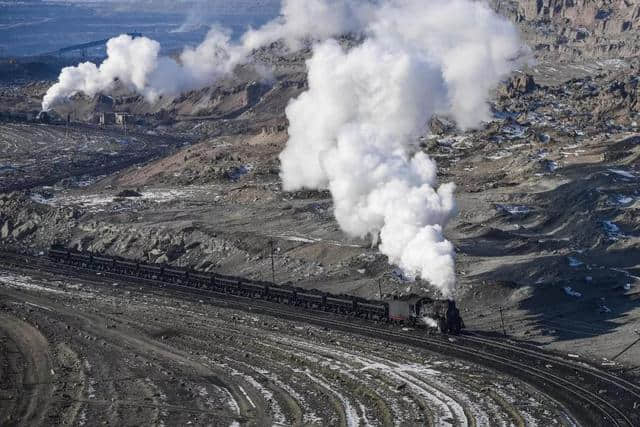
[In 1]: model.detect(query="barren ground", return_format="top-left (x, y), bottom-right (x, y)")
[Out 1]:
top-left (1, 57), bottom-right (638, 369)
top-left (2, 4), bottom-right (640, 423)
top-left (0, 268), bottom-right (578, 426)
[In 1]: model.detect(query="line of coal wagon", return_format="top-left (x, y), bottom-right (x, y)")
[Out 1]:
top-left (48, 245), bottom-right (463, 334)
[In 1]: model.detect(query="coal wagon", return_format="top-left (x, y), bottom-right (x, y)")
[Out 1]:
top-left (48, 245), bottom-right (463, 334)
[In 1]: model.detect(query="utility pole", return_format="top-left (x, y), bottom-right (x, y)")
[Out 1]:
top-left (270, 240), bottom-right (276, 284)
top-left (378, 277), bottom-right (383, 300)
top-left (612, 330), bottom-right (640, 361)
top-left (499, 306), bottom-right (507, 337)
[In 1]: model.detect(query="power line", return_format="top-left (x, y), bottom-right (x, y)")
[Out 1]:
top-left (269, 240), bottom-right (276, 283)
top-left (499, 306), bottom-right (507, 337)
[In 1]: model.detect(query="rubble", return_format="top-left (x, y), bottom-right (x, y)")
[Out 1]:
top-left (499, 73), bottom-right (539, 98)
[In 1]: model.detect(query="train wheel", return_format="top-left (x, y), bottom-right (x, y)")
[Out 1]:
top-left (454, 319), bottom-right (462, 334)
top-left (438, 318), bottom-right (448, 334)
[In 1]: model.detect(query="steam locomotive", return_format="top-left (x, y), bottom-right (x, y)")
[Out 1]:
top-left (48, 245), bottom-right (463, 334)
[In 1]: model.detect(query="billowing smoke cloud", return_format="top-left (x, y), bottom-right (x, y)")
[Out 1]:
top-left (241, 0), bottom-right (373, 51)
top-left (42, 27), bottom-right (247, 110)
top-left (279, 0), bottom-right (527, 296)
top-left (43, 0), bottom-right (527, 296)
top-left (42, 0), bottom-right (363, 110)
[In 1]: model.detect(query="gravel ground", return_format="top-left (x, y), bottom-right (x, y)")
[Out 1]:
top-left (0, 269), bottom-right (577, 426)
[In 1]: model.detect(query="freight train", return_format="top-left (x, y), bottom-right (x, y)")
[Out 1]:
top-left (48, 245), bottom-right (464, 334)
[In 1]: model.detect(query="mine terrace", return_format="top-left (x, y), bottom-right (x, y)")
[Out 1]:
top-left (0, 1), bottom-right (639, 426)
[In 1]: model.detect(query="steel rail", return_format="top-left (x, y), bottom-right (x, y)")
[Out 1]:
top-left (461, 332), bottom-right (640, 395)
top-left (0, 251), bottom-right (636, 426)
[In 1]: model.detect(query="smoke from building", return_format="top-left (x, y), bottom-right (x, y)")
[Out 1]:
top-left (41, 0), bottom-right (368, 111)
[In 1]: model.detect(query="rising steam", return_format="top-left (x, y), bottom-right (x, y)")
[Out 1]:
top-left (279, 0), bottom-right (527, 296)
top-left (42, 0), bottom-right (527, 296)
top-left (41, 0), bottom-right (364, 111)
top-left (41, 28), bottom-right (247, 111)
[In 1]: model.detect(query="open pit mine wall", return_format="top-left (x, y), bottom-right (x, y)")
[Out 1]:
top-left (516, 0), bottom-right (639, 29)
top-left (491, 0), bottom-right (640, 58)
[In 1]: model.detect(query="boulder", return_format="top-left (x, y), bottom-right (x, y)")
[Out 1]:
top-left (155, 254), bottom-right (169, 264)
top-left (537, 133), bottom-right (551, 143)
top-left (166, 244), bottom-right (185, 261)
top-left (150, 248), bottom-right (164, 257)
top-left (428, 116), bottom-right (455, 135)
top-left (1, 220), bottom-right (10, 239)
top-left (115, 189), bottom-right (143, 198)
top-left (499, 73), bottom-right (538, 98)
top-left (12, 221), bottom-right (37, 239)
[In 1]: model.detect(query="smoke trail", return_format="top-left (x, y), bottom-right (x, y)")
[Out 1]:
top-left (42, 28), bottom-right (246, 111)
top-left (42, 0), bottom-right (527, 296)
top-left (41, 0), bottom-right (364, 110)
top-left (279, 0), bottom-right (527, 296)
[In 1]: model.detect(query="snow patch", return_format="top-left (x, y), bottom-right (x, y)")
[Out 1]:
top-left (568, 257), bottom-right (583, 268)
top-left (608, 169), bottom-right (635, 179)
top-left (496, 204), bottom-right (531, 215)
top-left (563, 287), bottom-right (582, 298)
top-left (602, 220), bottom-right (623, 240)
top-left (613, 195), bottom-right (634, 205)
top-left (0, 273), bottom-right (69, 295)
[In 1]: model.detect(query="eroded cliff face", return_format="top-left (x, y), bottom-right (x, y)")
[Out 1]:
top-left (493, 0), bottom-right (640, 59)
top-left (519, 0), bottom-right (638, 27)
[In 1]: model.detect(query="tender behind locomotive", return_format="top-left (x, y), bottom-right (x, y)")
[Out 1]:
top-left (48, 245), bottom-right (463, 334)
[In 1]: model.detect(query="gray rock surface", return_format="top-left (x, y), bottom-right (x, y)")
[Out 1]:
top-left (492, 0), bottom-right (640, 59)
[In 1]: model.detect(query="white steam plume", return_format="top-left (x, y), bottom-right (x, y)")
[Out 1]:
top-left (42, 0), bottom-right (527, 297)
top-left (42, 0), bottom-right (365, 111)
top-left (421, 317), bottom-right (440, 329)
top-left (241, 0), bottom-right (373, 51)
top-left (279, 0), bottom-right (527, 297)
top-left (42, 28), bottom-right (247, 111)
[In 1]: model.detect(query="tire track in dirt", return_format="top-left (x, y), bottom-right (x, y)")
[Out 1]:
top-left (0, 313), bottom-right (54, 426)
top-left (0, 270), bottom-right (579, 426)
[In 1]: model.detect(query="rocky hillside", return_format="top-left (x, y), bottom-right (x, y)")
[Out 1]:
top-left (493, 0), bottom-right (640, 59)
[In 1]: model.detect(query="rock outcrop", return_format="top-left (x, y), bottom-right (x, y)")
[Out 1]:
top-left (499, 73), bottom-right (539, 99)
top-left (492, 0), bottom-right (640, 59)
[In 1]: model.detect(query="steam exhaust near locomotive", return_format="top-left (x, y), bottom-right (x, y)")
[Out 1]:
top-left (388, 295), bottom-right (463, 334)
top-left (48, 245), bottom-right (464, 334)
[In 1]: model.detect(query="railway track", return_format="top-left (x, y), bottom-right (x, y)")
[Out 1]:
top-left (1, 251), bottom-right (638, 426)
